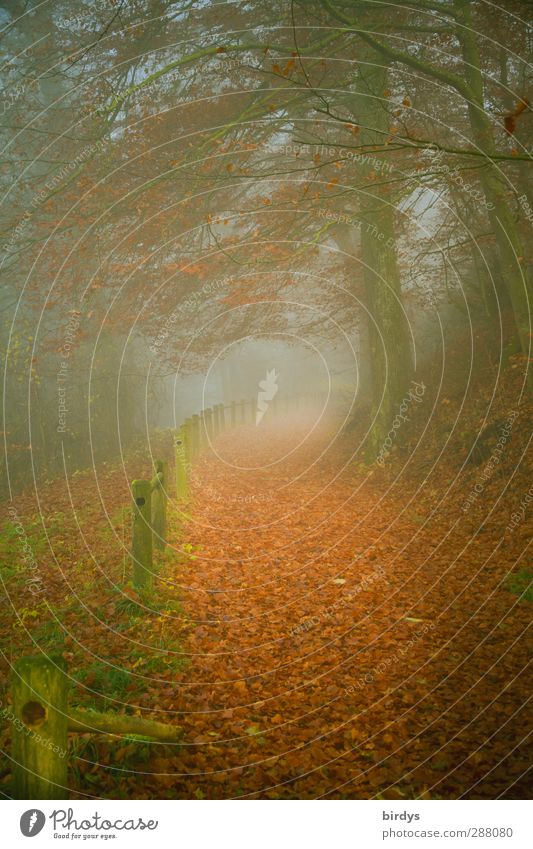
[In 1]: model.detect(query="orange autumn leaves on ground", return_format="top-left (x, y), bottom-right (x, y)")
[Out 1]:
top-left (0, 395), bottom-right (531, 800)
top-left (147, 416), bottom-right (530, 800)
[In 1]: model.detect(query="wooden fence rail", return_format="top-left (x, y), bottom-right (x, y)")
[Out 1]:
top-left (8, 655), bottom-right (181, 799)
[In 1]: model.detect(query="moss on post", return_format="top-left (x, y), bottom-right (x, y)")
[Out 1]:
top-left (175, 427), bottom-right (189, 501)
top-left (151, 460), bottom-right (168, 553)
top-left (67, 708), bottom-right (181, 743)
top-left (10, 654), bottom-right (68, 799)
top-left (131, 479), bottom-right (153, 588)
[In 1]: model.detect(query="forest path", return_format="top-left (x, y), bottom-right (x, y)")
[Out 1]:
top-left (155, 419), bottom-right (530, 799)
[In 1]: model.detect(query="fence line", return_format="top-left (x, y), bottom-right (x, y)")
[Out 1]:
top-left (6, 393), bottom-right (323, 797)
top-left (128, 391), bottom-right (324, 590)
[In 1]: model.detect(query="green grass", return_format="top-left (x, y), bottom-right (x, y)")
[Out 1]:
top-left (113, 581), bottom-right (183, 619)
top-left (73, 664), bottom-right (133, 708)
top-left (31, 620), bottom-right (65, 651)
top-left (505, 566), bottom-right (533, 602)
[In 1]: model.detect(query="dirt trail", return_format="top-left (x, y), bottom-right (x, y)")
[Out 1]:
top-left (150, 420), bottom-right (531, 800)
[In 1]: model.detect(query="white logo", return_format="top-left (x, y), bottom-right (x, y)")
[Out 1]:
top-left (256, 369), bottom-right (278, 425)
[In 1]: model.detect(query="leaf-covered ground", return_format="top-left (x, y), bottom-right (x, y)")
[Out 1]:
top-left (0, 382), bottom-right (531, 799)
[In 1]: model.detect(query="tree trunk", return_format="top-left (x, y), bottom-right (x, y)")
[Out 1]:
top-left (455, 0), bottom-right (531, 377)
top-left (355, 58), bottom-right (413, 455)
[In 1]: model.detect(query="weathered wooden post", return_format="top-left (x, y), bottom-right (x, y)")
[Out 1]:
top-left (212, 405), bottom-right (220, 438)
top-left (175, 427), bottom-right (189, 501)
top-left (204, 408), bottom-right (213, 442)
top-left (231, 400), bottom-right (237, 428)
top-left (198, 411), bottom-right (205, 453)
top-left (184, 417), bottom-right (193, 464)
top-left (151, 459), bottom-right (168, 553)
top-left (131, 479), bottom-right (153, 588)
top-left (11, 655), bottom-right (68, 799)
top-left (191, 414), bottom-right (200, 460)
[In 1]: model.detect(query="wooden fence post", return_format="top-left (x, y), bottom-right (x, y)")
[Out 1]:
top-left (191, 414), bottom-right (200, 460)
top-left (204, 408), bottom-right (213, 442)
top-left (231, 400), bottom-right (237, 427)
top-left (131, 479), bottom-right (153, 588)
top-left (212, 405), bottom-right (220, 438)
top-left (151, 459), bottom-right (168, 553)
top-left (184, 418), bottom-right (193, 464)
top-left (175, 427), bottom-right (189, 501)
top-left (11, 655), bottom-right (68, 799)
top-left (198, 411), bottom-right (205, 453)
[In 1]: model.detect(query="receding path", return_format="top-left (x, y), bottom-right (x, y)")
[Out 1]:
top-left (149, 419), bottom-right (530, 799)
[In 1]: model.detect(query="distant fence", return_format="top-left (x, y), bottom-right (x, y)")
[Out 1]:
top-left (128, 393), bottom-right (322, 590)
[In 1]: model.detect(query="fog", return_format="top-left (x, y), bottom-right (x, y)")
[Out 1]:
top-left (0, 0), bottom-right (531, 807)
